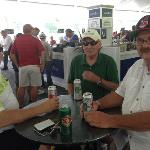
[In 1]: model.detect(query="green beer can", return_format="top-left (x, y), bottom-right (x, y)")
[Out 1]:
top-left (83, 92), bottom-right (93, 112)
top-left (59, 104), bottom-right (72, 136)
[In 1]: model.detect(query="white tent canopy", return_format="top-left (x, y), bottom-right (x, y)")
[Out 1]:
top-left (0, 0), bottom-right (150, 35)
top-left (3, 0), bottom-right (150, 12)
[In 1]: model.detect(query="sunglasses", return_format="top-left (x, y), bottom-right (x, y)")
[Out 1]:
top-left (82, 40), bottom-right (98, 46)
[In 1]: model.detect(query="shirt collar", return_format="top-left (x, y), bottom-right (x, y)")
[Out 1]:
top-left (141, 59), bottom-right (150, 74)
top-left (82, 52), bottom-right (102, 66)
top-left (141, 59), bottom-right (146, 67)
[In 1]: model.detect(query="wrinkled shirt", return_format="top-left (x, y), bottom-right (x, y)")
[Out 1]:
top-left (0, 72), bottom-right (19, 133)
top-left (1, 35), bottom-right (12, 51)
top-left (116, 59), bottom-right (150, 150)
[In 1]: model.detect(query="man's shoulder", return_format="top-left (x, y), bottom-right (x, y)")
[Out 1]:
top-left (100, 53), bottom-right (116, 62)
top-left (73, 54), bottom-right (83, 60)
top-left (71, 54), bottom-right (83, 64)
top-left (126, 59), bottom-right (143, 76)
top-left (6, 35), bottom-right (12, 41)
top-left (72, 34), bottom-right (79, 39)
top-left (130, 59), bottom-right (143, 69)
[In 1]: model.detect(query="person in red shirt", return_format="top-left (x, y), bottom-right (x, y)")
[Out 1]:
top-left (10, 24), bottom-right (45, 107)
top-left (49, 36), bottom-right (56, 47)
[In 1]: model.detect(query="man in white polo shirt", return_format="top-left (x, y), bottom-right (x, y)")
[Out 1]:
top-left (83, 15), bottom-right (150, 150)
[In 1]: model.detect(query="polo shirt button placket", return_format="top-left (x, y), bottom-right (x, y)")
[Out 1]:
top-left (130, 110), bottom-right (133, 114)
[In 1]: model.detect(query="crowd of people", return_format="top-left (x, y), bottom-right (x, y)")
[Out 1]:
top-left (112, 25), bottom-right (136, 45)
top-left (0, 15), bottom-right (150, 150)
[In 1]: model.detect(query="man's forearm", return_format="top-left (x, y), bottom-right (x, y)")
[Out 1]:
top-left (100, 78), bottom-right (119, 91)
top-left (10, 53), bottom-right (18, 67)
top-left (111, 111), bottom-right (150, 131)
top-left (0, 106), bottom-right (44, 128)
top-left (67, 83), bottom-right (73, 95)
top-left (98, 92), bottom-right (123, 109)
top-left (40, 51), bottom-right (45, 65)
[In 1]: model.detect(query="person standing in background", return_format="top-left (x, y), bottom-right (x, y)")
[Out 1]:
top-left (10, 33), bottom-right (23, 94)
top-left (0, 30), bottom-right (12, 70)
top-left (63, 29), bottom-right (79, 47)
top-left (32, 27), bottom-right (40, 39)
top-left (50, 36), bottom-right (56, 47)
top-left (39, 32), bottom-right (53, 88)
top-left (10, 24), bottom-right (45, 107)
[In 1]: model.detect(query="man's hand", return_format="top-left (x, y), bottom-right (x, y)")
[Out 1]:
top-left (91, 101), bottom-right (100, 111)
top-left (41, 97), bottom-right (59, 112)
top-left (82, 71), bottom-right (100, 83)
top-left (39, 64), bottom-right (45, 72)
top-left (84, 111), bottom-right (114, 128)
top-left (80, 101), bottom-right (100, 118)
top-left (80, 103), bottom-right (84, 119)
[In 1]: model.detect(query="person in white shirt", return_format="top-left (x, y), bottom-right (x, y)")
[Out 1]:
top-left (82, 15), bottom-right (150, 150)
top-left (0, 30), bottom-right (12, 70)
top-left (0, 54), bottom-right (59, 150)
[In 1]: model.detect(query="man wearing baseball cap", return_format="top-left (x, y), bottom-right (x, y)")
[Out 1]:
top-left (68, 28), bottom-right (119, 100)
top-left (83, 15), bottom-right (150, 150)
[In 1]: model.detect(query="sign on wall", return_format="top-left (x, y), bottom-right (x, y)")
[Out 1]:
top-left (102, 18), bottom-right (113, 28)
top-left (5, 29), bottom-right (14, 34)
top-left (102, 8), bottom-right (112, 17)
top-left (89, 8), bottom-right (100, 18)
top-left (88, 18), bottom-right (102, 29)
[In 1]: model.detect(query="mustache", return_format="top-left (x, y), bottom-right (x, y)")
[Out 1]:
top-left (140, 47), bottom-right (150, 52)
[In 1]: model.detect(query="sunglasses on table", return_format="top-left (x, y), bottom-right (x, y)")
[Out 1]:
top-left (82, 40), bottom-right (98, 46)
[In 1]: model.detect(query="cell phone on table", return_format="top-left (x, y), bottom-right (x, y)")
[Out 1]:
top-left (33, 119), bottom-right (55, 136)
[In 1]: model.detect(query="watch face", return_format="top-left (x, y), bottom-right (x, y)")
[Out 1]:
top-left (97, 77), bottom-right (102, 85)
top-left (97, 80), bottom-right (101, 85)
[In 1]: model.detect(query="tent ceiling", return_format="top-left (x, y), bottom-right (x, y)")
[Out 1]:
top-left (3, 0), bottom-right (150, 12)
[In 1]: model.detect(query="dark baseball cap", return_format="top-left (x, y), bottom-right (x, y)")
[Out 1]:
top-left (135, 15), bottom-right (150, 36)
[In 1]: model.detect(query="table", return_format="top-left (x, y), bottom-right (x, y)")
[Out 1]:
top-left (15, 95), bottom-right (121, 146)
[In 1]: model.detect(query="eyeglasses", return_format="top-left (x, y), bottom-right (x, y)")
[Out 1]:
top-left (82, 40), bottom-right (98, 46)
top-left (136, 37), bottom-right (150, 46)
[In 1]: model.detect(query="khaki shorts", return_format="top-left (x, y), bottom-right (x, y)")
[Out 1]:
top-left (19, 65), bottom-right (42, 87)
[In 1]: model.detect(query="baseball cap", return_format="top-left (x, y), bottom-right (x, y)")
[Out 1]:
top-left (65, 29), bottom-right (73, 33)
top-left (82, 28), bottom-right (101, 41)
top-left (135, 15), bottom-right (150, 36)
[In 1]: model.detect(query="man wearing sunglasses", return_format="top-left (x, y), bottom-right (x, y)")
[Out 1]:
top-left (83, 15), bottom-right (150, 150)
top-left (68, 29), bottom-right (119, 100)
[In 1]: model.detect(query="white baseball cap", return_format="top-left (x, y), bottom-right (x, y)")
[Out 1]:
top-left (82, 28), bottom-right (101, 41)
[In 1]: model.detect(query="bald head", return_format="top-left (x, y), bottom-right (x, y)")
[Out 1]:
top-left (23, 24), bottom-right (33, 34)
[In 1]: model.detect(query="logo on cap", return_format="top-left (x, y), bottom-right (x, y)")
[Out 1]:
top-left (139, 16), bottom-right (149, 29)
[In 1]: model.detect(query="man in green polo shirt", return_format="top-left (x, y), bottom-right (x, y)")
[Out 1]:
top-left (68, 29), bottom-right (119, 100)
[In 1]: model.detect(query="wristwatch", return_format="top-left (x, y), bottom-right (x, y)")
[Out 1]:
top-left (97, 77), bottom-right (102, 86)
